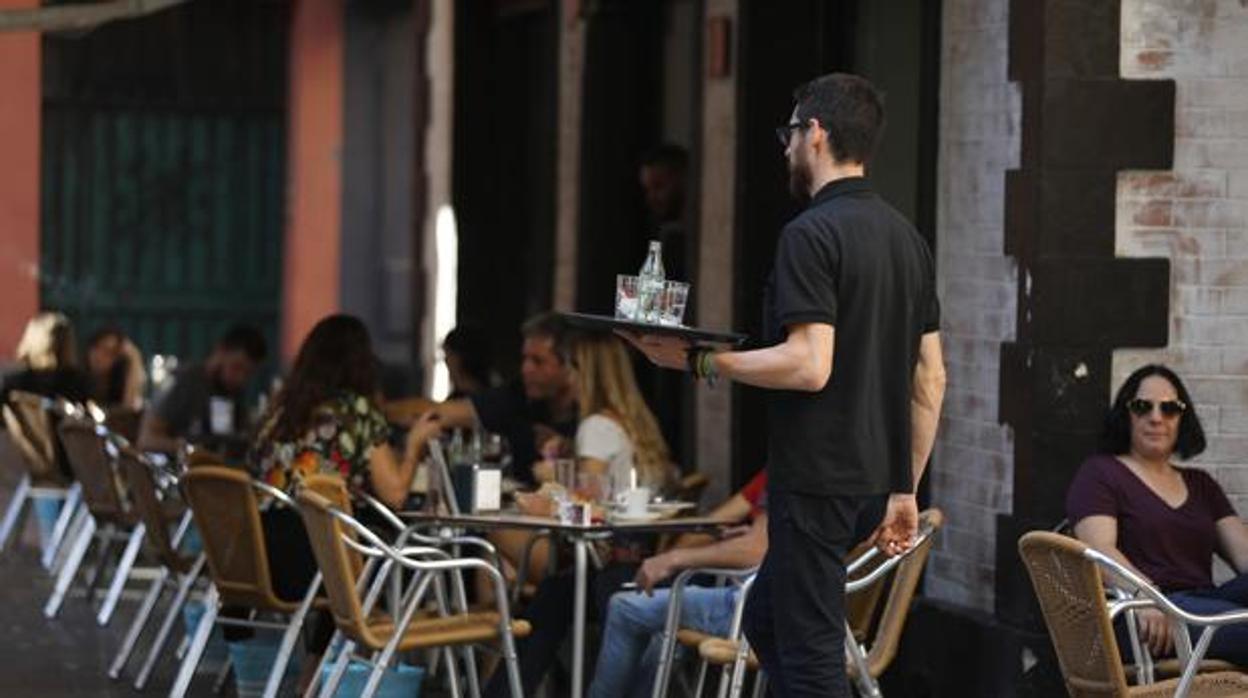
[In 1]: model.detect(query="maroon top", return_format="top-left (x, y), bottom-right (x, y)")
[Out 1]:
top-left (1066, 454), bottom-right (1236, 592)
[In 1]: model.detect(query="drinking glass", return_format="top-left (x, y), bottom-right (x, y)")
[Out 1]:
top-left (616, 274), bottom-right (640, 320)
top-left (575, 471), bottom-right (613, 504)
top-left (658, 281), bottom-right (691, 326)
top-left (554, 458), bottom-right (578, 491)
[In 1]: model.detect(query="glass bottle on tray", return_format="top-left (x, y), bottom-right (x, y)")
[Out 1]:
top-left (637, 240), bottom-right (665, 323)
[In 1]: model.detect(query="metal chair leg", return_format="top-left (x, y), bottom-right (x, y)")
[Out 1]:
top-left (48, 502), bottom-right (88, 575)
top-left (109, 566), bottom-right (168, 679)
top-left (169, 585), bottom-right (220, 698)
top-left (302, 629), bottom-right (342, 698)
top-left (317, 639), bottom-right (357, 698)
top-left (44, 514), bottom-right (97, 618)
top-left (750, 671), bottom-right (766, 698)
top-left (212, 655), bottom-right (233, 695)
top-left (98, 523), bottom-right (146, 626)
top-left (135, 555), bottom-right (206, 690)
top-left (263, 572), bottom-right (321, 698)
top-left (0, 474), bottom-right (32, 553)
top-left (42, 484), bottom-right (81, 570)
top-left (360, 573), bottom-right (436, 698)
top-left (694, 658), bottom-right (710, 697)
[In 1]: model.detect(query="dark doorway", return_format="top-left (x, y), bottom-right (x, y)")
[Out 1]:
top-left (453, 0), bottom-right (559, 379)
top-left (39, 0), bottom-right (289, 369)
top-left (576, 0), bottom-right (704, 468)
top-left (733, 0), bottom-right (942, 487)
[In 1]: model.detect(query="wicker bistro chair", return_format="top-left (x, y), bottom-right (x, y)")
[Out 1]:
top-left (1018, 531), bottom-right (1248, 698)
top-left (296, 488), bottom-right (531, 698)
top-left (43, 415), bottom-right (157, 624)
top-left (652, 508), bottom-right (944, 698)
top-left (172, 465), bottom-right (314, 698)
top-left (291, 474), bottom-right (509, 698)
top-left (106, 444), bottom-right (207, 690)
top-left (0, 391), bottom-right (83, 570)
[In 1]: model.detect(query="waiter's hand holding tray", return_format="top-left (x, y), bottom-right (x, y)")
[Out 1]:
top-left (557, 311), bottom-right (747, 349)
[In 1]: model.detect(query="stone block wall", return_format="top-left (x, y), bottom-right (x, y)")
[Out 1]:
top-left (928, 0), bottom-right (1021, 612)
top-left (1115, 0), bottom-right (1248, 513)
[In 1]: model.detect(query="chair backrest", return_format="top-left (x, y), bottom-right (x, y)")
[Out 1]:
top-left (1018, 530), bottom-right (1129, 698)
top-left (863, 508), bottom-right (944, 677)
top-left (844, 540), bottom-right (890, 642)
top-left (300, 473), bottom-right (365, 577)
top-left (118, 445), bottom-right (188, 573)
top-left (3, 391), bottom-right (63, 485)
top-left (57, 417), bottom-right (129, 520)
top-left (296, 488), bottom-right (379, 649)
top-left (180, 465), bottom-right (294, 612)
top-left (103, 406), bottom-right (143, 443)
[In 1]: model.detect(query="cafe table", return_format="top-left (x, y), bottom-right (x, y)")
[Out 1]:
top-left (400, 508), bottom-right (728, 698)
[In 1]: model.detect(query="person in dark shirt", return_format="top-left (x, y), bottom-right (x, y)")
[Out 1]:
top-left (638, 143), bottom-right (689, 283)
top-left (623, 73), bottom-right (946, 697)
top-left (137, 324), bottom-right (267, 455)
top-left (637, 143), bottom-right (694, 468)
top-left (432, 312), bottom-right (578, 485)
top-left (1, 312), bottom-right (90, 405)
top-left (442, 324), bottom-right (498, 400)
top-left (1067, 364), bottom-right (1248, 665)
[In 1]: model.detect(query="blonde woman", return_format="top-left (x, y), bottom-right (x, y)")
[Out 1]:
top-left (566, 331), bottom-right (673, 493)
top-left (2, 312), bottom-right (90, 405)
top-left (482, 332), bottom-right (676, 697)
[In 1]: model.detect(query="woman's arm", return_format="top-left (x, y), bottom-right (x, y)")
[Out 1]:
top-left (367, 412), bottom-right (441, 509)
top-left (1215, 516), bottom-right (1248, 574)
top-left (1073, 514), bottom-right (1174, 656)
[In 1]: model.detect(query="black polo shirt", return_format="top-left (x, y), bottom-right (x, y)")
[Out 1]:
top-left (763, 177), bottom-right (939, 496)
top-left (470, 380), bottom-right (578, 485)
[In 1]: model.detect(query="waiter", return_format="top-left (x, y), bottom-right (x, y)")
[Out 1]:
top-left (623, 73), bottom-right (946, 697)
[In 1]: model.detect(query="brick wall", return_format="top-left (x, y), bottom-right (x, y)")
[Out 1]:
top-left (928, 0), bottom-right (1021, 612)
top-left (1115, 0), bottom-right (1248, 514)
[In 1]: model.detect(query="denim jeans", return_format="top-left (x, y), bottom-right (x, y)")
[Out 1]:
top-left (1170, 572), bottom-right (1248, 666)
top-left (589, 586), bottom-right (739, 698)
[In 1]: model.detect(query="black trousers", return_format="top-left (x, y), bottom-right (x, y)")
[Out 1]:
top-left (743, 491), bottom-right (886, 697)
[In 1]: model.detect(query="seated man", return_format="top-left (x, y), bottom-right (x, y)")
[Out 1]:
top-left (481, 470), bottom-right (769, 698)
top-left (590, 471), bottom-right (768, 698)
top-left (138, 324), bottom-right (266, 455)
top-left (433, 312), bottom-right (578, 485)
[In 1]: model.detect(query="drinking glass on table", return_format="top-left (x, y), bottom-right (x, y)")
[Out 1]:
top-left (616, 275), bottom-right (640, 320)
top-left (658, 281), bottom-right (691, 326)
top-left (575, 471), bottom-right (613, 504)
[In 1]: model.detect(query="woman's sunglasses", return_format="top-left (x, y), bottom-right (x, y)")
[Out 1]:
top-left (1126, 398), bottom-right (1187, 418)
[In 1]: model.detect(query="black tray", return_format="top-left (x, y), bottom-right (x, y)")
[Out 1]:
top-left (559, 311), bottom-right (747, 347)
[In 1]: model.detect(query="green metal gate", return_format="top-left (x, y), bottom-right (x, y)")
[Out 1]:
top-left (39, 0), bottom-right (289, 365)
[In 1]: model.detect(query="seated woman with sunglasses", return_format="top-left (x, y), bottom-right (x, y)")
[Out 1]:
top-left (1066, 364), bottom-right (1248, 666)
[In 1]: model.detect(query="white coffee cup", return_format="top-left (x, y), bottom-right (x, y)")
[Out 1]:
top-left (616, 486), bottom-right (652, 517)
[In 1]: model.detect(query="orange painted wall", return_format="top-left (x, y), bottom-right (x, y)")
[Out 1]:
top-left (283, 0), bottom-right (344, 361)
top-left (0, 0), bottom-right (41, 362)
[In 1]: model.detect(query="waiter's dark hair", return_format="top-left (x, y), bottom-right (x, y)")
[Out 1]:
top-left (1101, 364), bottom-right (1206, 460)
top-left (792, 73), bottom-right (885, 166)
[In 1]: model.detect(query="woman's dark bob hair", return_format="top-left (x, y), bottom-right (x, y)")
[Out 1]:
top-left (1101, 364), bottom-right (1206, 460)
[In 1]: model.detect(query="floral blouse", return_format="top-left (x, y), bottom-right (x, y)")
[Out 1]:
top-left (251, 392), bottom-right (391, 494)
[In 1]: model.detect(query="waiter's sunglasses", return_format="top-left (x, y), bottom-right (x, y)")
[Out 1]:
top-left (1126, 398), bottom-right (1186, 418)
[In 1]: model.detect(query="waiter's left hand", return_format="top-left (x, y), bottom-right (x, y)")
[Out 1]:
top-left (870, 493), bottom-right (919, 556)
top-left (615, 331), bottom-right (691, 371)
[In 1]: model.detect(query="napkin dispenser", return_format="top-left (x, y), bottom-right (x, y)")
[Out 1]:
top-left (450, 463), bottom-right (502, 513)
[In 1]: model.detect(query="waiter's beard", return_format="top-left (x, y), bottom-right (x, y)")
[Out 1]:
top-left (788, 159), bottom-right (812, 201)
